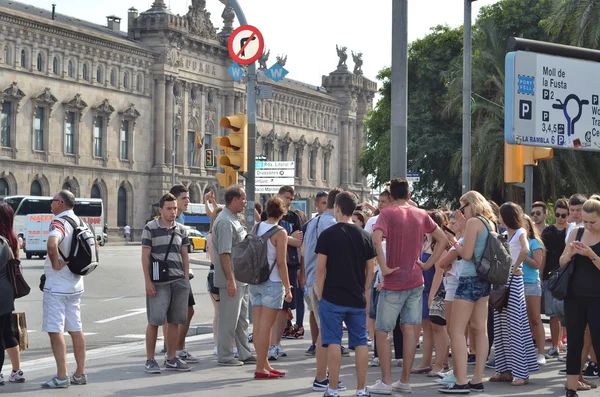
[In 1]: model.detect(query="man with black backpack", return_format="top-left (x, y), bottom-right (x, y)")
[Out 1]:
top-left (41, 190), bottom-right (88, 389)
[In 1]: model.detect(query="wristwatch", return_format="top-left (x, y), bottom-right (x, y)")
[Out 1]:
top-left (591, 256), bottom-right (600, 262)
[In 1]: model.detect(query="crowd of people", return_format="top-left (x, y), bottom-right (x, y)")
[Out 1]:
top-left (2, 180), bottom-right (600, 397)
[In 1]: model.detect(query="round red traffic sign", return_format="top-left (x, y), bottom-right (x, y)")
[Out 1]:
top-left (228, 25), bottom-right (264, 65)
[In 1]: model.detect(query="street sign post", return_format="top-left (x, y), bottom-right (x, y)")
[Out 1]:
top-left (255, 161), bottom-right (295, 193)
top-left (256, 169), bottom-right (295, 177)
top-left (506, 50), bottom-right (600, 151)
top-left (407, 172), bottom-right (420, 183)
top-left (228, 25), bottom-right (264, 65)
top-left (255, 161), bottom-right (295, 169)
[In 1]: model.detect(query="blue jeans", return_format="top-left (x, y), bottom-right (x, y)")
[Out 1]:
top-left (319, 298), bottom-right (368, 348)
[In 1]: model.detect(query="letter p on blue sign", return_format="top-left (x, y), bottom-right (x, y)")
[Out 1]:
top-left (519, 100), bottom-right (532, 120)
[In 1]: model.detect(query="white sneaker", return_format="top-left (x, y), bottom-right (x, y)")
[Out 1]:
top-left (268, 345), bottom-right (278, 361)
top-left (537, 353), bottom-right (547, 365)
top-left (9, 370), bottom-right (25, 383)
top-left (277, 344), bottom-right (287, 357)
top-left (233, 347), bottom-right (239, 358)
top-left (369, 357), bottom-right (380, 367)
top-left (392, 380), bottom-right (412, 394)
top-left (213, 346), bottom-right (217, 356)
top-left (367, 380), bottom-right (392, 395)
top-left (177, 349), bottom-right (200, 363)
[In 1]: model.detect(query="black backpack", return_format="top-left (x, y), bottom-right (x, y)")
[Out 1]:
top-left (59, 216), bottom-right (99, 276)
top-left (475, 217), bottom-right (513, 285)
top-left (232, 222), bottom-right (283, 285)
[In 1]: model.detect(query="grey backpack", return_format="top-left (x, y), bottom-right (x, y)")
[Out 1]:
top-left (475, 217), bottom-right (513, 285)
top-left (232, 222), bottom-right (283, 285)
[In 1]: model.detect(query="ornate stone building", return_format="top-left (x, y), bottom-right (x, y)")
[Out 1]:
top-left (0, 0), bottom-right (376, 235)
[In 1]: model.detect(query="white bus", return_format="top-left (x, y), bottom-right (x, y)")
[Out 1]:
top-left (3, 195), bottom-right (105, 239)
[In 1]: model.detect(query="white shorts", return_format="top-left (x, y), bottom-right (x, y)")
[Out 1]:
top-left (444, 275), bottom-right (460, 302)
top-left (42, 291), bottom-right (83, 333)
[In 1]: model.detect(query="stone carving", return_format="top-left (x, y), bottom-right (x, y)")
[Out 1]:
top-left (221, 5), bottom-right (235, 36)
top-left (187, 0), bottom-right (218, 40)
top-left (352, 51), bottom-right (363, 75)
top-left (294, 134), bottom-right (307, 154)
top-left (119, 103), bottom-right (141, 119)
top-left (280, 132), bottom-right (293, 148)
top-left (336, 45), bottom-right (348, 70)
top-left (310, 137), bottom-right (321, 152)
top-left (34, 88), bottom-right (58, 110)
top-left (276, 54), bottom-right (287, 67)
top-left (162, 46), bottom-right (183, 68)
top-left (1, 82), bottom-right (26, 112)
top-left (258, 49), bottom-right (270, 70)
top-left (93, 98), bottom-right (115, 117)
top-left (63, 94), bottom-right (88, 121)
top-left (323, 139), bottom-right (334, 155)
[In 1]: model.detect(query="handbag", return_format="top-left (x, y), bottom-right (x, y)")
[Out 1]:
top-left (548, 227), bottom-right (584, 300)
top-left (150, 231), bottom-right (176, 282)
top-left (490, 274), bottom-right (513, 313)
top-left (2, 237), bottom-right (31, 299)
top-left (429, 289), bottom-right (446, 320)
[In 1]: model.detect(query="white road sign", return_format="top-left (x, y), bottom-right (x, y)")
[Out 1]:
top-left (256, 178), bottom-right (295, 186)
top-left (256, 186), bottom-right (288, 194)
top-left (256, 169), bottom-right (295, 177)
top-left (255, 161), bottom-right (295, 169)
top-left (506, 51), bottom-right (600, 151)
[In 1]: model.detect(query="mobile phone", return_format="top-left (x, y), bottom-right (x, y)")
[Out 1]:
top-left (443, 225), bottom-right (456, 236)
top-left (573, 241), bottom-right (584, 247)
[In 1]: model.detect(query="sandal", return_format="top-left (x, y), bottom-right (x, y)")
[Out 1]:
top-left (411, 366), bottom-right (432, 374)
top-left (576, 381), bottom-right (592, 391)
top-left (511, 378), bottom-right (529, 386)
top-left (581, 379), bottom-right (597, 389)
top-left (490, 372), bottom-right (513, 382)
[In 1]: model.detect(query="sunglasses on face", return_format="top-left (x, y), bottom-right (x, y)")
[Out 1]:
top-left (459, 203), bottom-right (469, 214)
top-left (531, 211), bottom-right (543, 216)
top-left (555, 213), bottom-right (568, 219)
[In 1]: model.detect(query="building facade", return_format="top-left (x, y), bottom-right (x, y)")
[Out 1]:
top-left (0, 0), bottom-right (376, 236)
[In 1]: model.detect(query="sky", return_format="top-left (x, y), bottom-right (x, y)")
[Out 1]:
top-left (19, 0), bottom-right (500, 87)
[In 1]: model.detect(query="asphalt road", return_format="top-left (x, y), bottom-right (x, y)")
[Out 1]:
top-left (15, 244), bottom-right (214, 361)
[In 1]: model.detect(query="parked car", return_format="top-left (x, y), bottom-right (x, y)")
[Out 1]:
top-left (187, 228), bottom-right (207, 253)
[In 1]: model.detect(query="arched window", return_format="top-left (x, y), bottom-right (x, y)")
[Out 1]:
top-left (52, 57), bottom-right (59, 75)
top-left (3, 46), bottom-right (9, 64)
top-left (91, 184), bottom-right (101, 199)
top-left (110, 69), bottom-right (116, 86)
top-left (123, 72), bottom-right (129, 89)
top-left (97, 66), bottom-right (103, 84)
top-left (204, 121), bottom-right (214, 151)
top-left (30, 180), bottom-right (42, 196)
top-left (62, 182), bottom-right (72, 191)
top-left (37, 53), bottom-right (43, 72)
top-left (0, 177), bottom-right (9, 197)
top-left (117, 186), bottom-right (127, 227)
top-left (20, 49), bottom-right (26, 68)
top-left (82, 63), bottom-right (88, 81)
top-left (68, 60), bottom-right (74, 78)
top-left (136, 75), bottom-right (141, 92)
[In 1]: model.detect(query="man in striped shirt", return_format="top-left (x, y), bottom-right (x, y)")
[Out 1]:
top-left (142, 193), bottom-right (191, 374)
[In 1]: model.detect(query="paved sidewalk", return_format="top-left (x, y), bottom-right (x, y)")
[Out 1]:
top-left (6, 330), bottom-right (597, 396)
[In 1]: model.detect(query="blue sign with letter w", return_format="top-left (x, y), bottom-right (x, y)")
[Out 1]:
top-left (265, 63), bottom-right (288, 83)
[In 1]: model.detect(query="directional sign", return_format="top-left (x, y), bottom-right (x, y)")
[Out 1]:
top-left (228, 25), bottom-right (264, 65)
top-left (227, 62), bottom-right (244, 82)
top-left (256, 169), bottom-right (295, 177)
top-left (506, 51), bottom-right (600, 151)
top-left (255, 161), bottom-right (295, 169)
top-left (256, 186), bottom-right (288, 194)
top-left (407, 172), bottom-right (420, 183)
top-left (256, 177), bottom-right (295, 186)
top-left (264, 63), bottom-right (289, 83)
top-left (257, 85), bottom-right (273, 99)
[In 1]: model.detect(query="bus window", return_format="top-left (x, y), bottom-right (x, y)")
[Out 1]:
top-left (74, 202), bottom-right (102, 217)
top-left (2, 196), bottom-right (24, 213)
top-left (16, 198), bottom-right (52, 215)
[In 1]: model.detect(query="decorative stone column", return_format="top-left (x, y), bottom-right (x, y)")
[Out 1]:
top-left (355, 119), bottom-right (364, 183)
top-left (234, 92), bottom-right (242, 114)
top-left (182, 82), bottom-right (190, 168)
top-left (340, 118), bottom-right (349, 186)
top-left (165, 76), bottom-right (175, 166)
top-left (154, 75), bottom-right (166, 166)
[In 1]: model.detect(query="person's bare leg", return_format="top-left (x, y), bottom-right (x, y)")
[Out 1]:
top-left (526, 295), bottom-right (546, 355)
top-left (376, 330), bottom-right (393, 384)
top-left (310, 312), bottom-right (319, 345)
top-left (326, 343), bottom-right (342, 391)
top-left (146, 324), bottom-right (159, 360)
top-left (48, 333), bottom-right (68, 379)
top-left (367, 317), bottom-right (375, 345)
top-left (6, 345), bottom-right (20, 371)
top-left (316, 333), bottom-right (328, 381)
top-left (418, 319), bottom-right (434, 369)
top-left (355, 345), bottom-right (369, 390)
top-left (550, 316), bottom-right (560, 349)
top-left (470, 298), bottom-right (489, 384)
top-left (177, 306), bottom-right (195, 351)
top-left (468, 323), bottom-right (476, 356)
top-left (431, 323), bottom-right (448, 372)
top-left (162, 320), bottom-right (168, 351)
top-left (166, 323), bottom-right (179, 360)
top-left (400, 324), bottom-right (419, 384)
top-left (448, 299), bottom-right (476, 385)
top-left (68, 331), bottom-right (86, 376)
top-left (270, 311), bottom-right (287, 346)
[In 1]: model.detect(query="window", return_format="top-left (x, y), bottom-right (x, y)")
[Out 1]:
top-left (1, 105), bottom-right (11, 147)
top-left (110, 69), bottom-right (116, 86)
top-left (30, 180), bottom-right (42, 196)
top-left (3, 46), bottom-right (9, 64)
top-left (34, 107), bottom-right (44, 150)
top-left (68, 60), bottom-right (73, 78)
top-left (117, 186), bottom-right (127, 227)
top-left (323, 156), bottom-right (330, 181)
top-left (123, 72), bottom-right (129, 89)
top-left (120, 121), bottom-right (129, 160)
top-left (82, 63), bottom-right (88, 81)
top-left (62, 182), bottom-right (72, 191)
top-left (0, 178), bottom-right (8, 197)
top-left (65, 111), bottom-right (75, 154)
top-left (97, 66), bottom-right (102, 84)
top-left (136, 75), bottom-right (141, 92)
top-left (52, 57), bottom-right (58, 75)
top-left (204, 121), bottom-right (213, 151)
top-left (187, 131), bottom-right (196, 166)
top-left (279, 145), bottom-right (288, 161)
top-left (93, 116), bottom-right (103, 157)
top-left (295, 150), bottom-right (302, 176)
top-left (37, 53), bottom-right (43, 72)
top-left (308, 150), bottom-right (316, 180)
top-left (20, 49), bottom-right (26, 68)
top-left (91, 184), bottom-right (101, 199)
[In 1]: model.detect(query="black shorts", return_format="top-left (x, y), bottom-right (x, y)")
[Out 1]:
top-left (188, 287), bottom-right (195, 307)
top-left (282, 265), bottom-right (298, 310)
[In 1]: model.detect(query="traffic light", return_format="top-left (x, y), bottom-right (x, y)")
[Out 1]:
top-left (215, 161), bottom-right (239, 188)
top-left (523, 146), bottom-right (553, 165)
top-left (217, 114), bottom-right (248, 172)
top-left (504, 142), bottom-right (524, 183)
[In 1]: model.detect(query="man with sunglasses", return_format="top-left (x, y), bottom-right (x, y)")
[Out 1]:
top-left (541, 198), bottom-right (569, 358)
top-left (531, 201), bottom-right (549, 236)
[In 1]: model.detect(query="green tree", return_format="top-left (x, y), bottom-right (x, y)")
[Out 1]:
top-left (546, 0), bottom-right (600, 48)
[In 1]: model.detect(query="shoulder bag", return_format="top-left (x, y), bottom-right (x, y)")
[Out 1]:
top-left (1, 237), bottom-right (31, 299)
top-left (150, 231), bottom-right (176, 282)
top-left (548, 227), bottom-right (585, 300)
top-left (489, 274), bottom-right (513, 313)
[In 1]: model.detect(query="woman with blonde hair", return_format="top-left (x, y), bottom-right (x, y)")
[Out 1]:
top-left (439, 191), bottom-right (495, 394)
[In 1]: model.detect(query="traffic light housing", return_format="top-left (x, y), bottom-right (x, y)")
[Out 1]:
top-left (523, 146), bottom-right (553, 165)
top-left (218, 114), bottom-right (248, 172)
top-left (504, 142), bottom-right (554, 183)
top-left (215, 162), bottom-right (239, 188)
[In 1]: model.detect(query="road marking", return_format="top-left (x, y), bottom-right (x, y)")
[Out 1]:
top-left (63, 332), bottom-right (97, 336)
top-left (94, 308), bottom-right (146, 324)
top-left (27, 330), bottom-right (37, 334)
top-left (115, 334), bottom-right (148, 339)
top-left (101, 296), bottom-right (126, 302)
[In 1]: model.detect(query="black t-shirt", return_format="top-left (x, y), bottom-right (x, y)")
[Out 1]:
top-left (261, 210), bottom-right (301, 267)
top-left (570, 233), bottom-right (600, 298)
top-left (541, 225), bottom-right (567, 280)
top-left (315, 223), bottom-right (377, 308)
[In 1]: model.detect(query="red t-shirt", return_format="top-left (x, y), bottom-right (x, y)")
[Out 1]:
top-left (373, 206), bottom-right (437, 291)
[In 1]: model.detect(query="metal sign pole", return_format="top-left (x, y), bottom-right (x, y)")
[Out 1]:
top-left (390, 0), bottom-right (408, 180)
top-left (227, 0), bottom-right (256, 230)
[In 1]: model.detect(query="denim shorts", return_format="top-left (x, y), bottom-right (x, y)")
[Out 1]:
top-left (249, 280), bottom-right (284, 310)
top-left (543, 280), bottom-right (555, 316)
top-left (553, 298), bottom-right (566, 326)
top-left (319, 298), bottom-right (368, 348)
top-left (454, 276), bottom-right (490, 303)
top-left (524, 280), bottom-right (542, 297)
top-left (444, 275), bottom-right (460, 302)
top-left (375, 285), bottom-right (424, 331)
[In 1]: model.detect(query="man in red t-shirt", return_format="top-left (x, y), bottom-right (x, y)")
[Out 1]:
top-left (367, 179), bottom-right (447, 395)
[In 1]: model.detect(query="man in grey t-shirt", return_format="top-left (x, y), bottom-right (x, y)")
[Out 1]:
top-left (212, 185), bottom-right (254, 366)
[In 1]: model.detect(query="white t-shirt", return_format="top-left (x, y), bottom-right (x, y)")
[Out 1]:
top-left (565, 222), bottom-right (584, 243)
top-left (257, 222), bottom-right (281, 282)
top-left (365, 215), bottom-right (386, 262)
top-left (44, 209), bottom-right (84, 296)
top-left (509, 228), bottom-right (528, 270)
top-left (447, 237), bottom-right (463, 279)
top-left (124, 225), bottom-right (131, 235)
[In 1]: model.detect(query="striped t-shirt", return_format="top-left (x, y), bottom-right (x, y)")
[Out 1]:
top-left (141, 219), bottom-right (190, 282)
